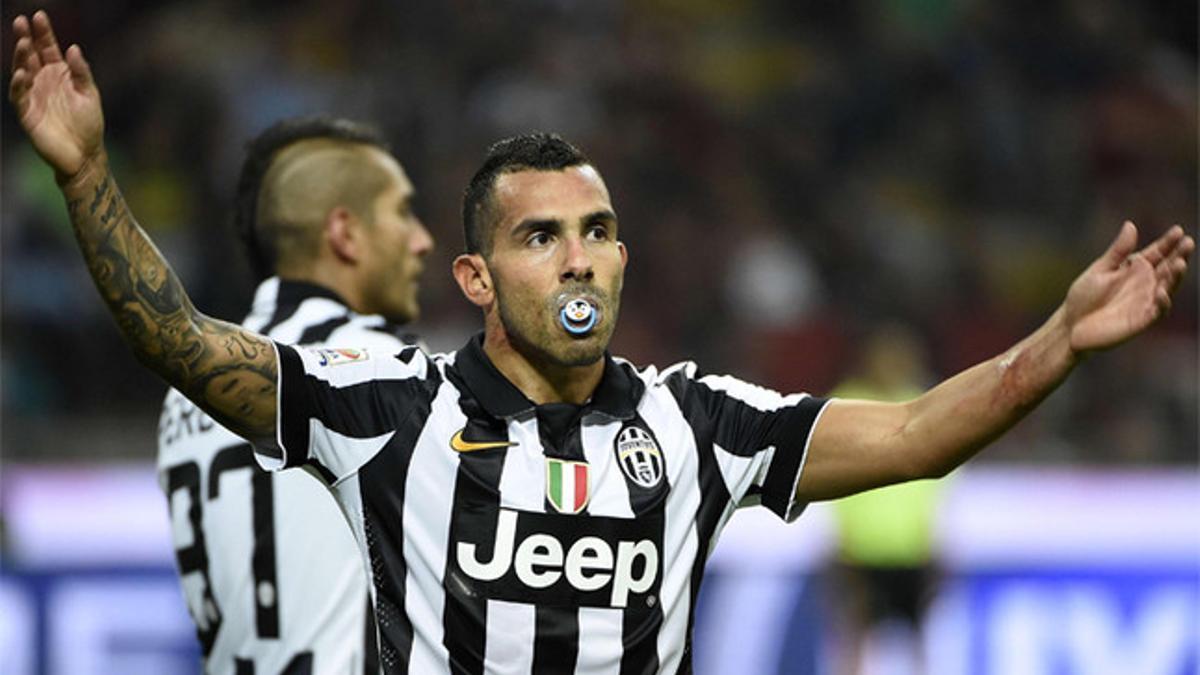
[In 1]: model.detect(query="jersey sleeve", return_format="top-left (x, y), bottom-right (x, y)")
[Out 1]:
top-left (253, 341), bottom-right (436, 483)
top-left (667, 365), bottom-right (832, 522)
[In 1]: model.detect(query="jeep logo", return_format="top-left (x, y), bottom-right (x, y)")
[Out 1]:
top-left (456, 509), bottom-right (659, 608)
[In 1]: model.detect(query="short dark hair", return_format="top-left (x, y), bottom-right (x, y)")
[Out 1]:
top-left (234, 116), bottom-right (388, 280)
top-left (462, 132), bottom-right (589, 255)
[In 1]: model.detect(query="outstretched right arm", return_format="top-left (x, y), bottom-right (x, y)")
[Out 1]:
top-left (9, 11), bottom-right (278, 446)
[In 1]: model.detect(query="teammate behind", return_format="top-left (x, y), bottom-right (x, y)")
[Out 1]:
top-left (10, 10), bottom-right (1194, 674)
top-left (157, 115), bottom-right (432, 674)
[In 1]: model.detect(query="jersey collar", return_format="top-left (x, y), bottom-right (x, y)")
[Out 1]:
top-left (255, 277), bottom-right (416, 343)
top-left (454, 333), bottom-right (642, 422)
top-left (274, 278), bottom-right (350, 308)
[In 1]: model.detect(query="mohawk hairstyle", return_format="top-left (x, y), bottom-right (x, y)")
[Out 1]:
top-left (461, 132), bottom-right (589, 255)
top-left (234, 116), bottom-right (388, 281)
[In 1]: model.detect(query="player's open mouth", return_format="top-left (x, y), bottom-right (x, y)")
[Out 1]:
top-left (558, 295), bottom-right (599, 336)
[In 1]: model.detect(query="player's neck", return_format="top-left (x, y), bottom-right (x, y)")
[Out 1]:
top-left (279, 262), bottom-right (364, 313)
top-left (482, 329), bottom-right (603, 407)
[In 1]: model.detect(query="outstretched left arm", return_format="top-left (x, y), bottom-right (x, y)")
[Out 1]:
top-left (797, 222), bottom-right (1194, 502)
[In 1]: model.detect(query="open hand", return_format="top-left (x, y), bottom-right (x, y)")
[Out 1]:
top-left (9, 10), bottom-right (104, 179)
top-left (1065, 221), bottom-right (1194, 352)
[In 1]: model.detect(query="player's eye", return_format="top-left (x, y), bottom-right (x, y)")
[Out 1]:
top-left (586, 225), bottom-right (609, 241)
top-left (527, 231), bottom-right (552, 247)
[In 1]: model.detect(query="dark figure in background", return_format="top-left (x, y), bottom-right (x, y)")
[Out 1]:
top-left (829, 324), bottom-right (942, 675)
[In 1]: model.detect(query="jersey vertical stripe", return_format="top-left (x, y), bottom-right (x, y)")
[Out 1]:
top-left (574, 417), bottom-right (632, 674)
top-left (256, 336), bottom-right (831, 674)
top-left (633, 395), bottom-right (692, 675)
top-left (443, 401), bottom-right (510, 674)
top-left (661, 367), bottom-right (731, 674)
top-left (356, 378), bottom-right (437, 674)
top-left (402, 380), bottom-right (465, 674)
top-left (532, 405), bottom-right (584, 674)
top-left (489, 415), bottom-right (541, 674)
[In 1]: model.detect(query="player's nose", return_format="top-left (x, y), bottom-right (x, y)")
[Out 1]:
top-left (410, 219), bottom-right (434, 257)
top-left (560, 234), bottom-right (594, 282)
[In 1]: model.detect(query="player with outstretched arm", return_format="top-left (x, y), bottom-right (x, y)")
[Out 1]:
top-left (10, 10), bottom-right (1193, 674)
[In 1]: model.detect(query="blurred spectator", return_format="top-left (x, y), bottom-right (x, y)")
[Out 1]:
top-left (827, 323), bottom-right (944, 675)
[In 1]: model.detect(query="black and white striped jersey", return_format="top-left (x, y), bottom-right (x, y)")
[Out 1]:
top-left (158, 278), bottom-right (419, 675)
top-left (257, 334), bottom-right (830, 675)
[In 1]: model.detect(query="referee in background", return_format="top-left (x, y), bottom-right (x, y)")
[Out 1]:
top-left (10, 10), bottom-right (1194, 675)
top-left (157, 117), bottom-right (432, 672)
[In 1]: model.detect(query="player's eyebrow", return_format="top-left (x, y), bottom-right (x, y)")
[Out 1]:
top-left (582, 209), bottom-right (617, 227)
top-left (511, 217), bottom-right (562, 239)
top-left (510, 210), bottom-right (618, 240)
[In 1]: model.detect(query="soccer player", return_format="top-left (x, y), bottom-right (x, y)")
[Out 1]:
top-left (11, 10), bottom-right (1194, 675)
top-left (157, 116), bottom-right (433, 673)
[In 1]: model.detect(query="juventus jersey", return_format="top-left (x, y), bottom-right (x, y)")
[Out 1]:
top-left (256, 334), bottom-right (830, 675)
top-left (158, 278), bottom-right (419, 675)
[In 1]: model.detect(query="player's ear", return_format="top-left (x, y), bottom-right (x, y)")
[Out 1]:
top-left (326, 206), bottom-right (362, 263)
top-left (453, 253), bottom-right (493, 307)
top-left (618, 240), bottom-right (628, 267)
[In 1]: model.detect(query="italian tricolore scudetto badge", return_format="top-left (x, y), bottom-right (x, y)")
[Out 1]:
top-left (546, 458), bottom-right (590, 514)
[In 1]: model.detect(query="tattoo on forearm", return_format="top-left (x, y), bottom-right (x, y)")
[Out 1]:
top-left (64, 171), bottom-right (276, 441)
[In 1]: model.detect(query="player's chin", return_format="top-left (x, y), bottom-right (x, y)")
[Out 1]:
top-left (555, 344), bottom-right (606, 367)
top-left (554, 327), bottom-right (611, 366)
top-left (384, 298), bottom-right (419, 324)
top-left (404, 292), bottom-right (421, 321)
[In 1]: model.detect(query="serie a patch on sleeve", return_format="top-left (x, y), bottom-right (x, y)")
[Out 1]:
top-left (313, 347), bottom-right (370, 367)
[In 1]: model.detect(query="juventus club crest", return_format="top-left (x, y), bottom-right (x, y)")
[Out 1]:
top-left (616, 426), bottom-right (664, 488)
top-left (546, 458), bottom-right (591, 514)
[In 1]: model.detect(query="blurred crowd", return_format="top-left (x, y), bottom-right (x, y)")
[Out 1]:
top-left (2, 0), bottom-right (1195, 463)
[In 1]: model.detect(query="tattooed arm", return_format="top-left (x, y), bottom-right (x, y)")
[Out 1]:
top-left (62, 164), bottom-right (279, 443)
top-left (10, 11), bottom-right (278, 445)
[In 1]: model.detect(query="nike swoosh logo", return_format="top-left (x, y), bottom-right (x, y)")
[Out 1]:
top-left (450, 429), bottom-right (516, 453)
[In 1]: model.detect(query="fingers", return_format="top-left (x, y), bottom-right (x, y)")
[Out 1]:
top-left (65, 44), bottom-right (94, 89)
top-left (1164, 233), bottom-right (1194, 296)
top-left (11, 17), bottom-right (26, 78)
top-left (32, 10), bottom-right (64, 65)
top-left (9, 16), bottom-right (34, 110)
top-left (1101, 220), bottom-right (1139, 269)
top-left (9, 11), bottom-right (95, 111)
top-left (11, 14), bottom-right (30, 43)
top-left (1153, 228), bottom-right (1194, 301)
top-left (1137, 224), bottom-right (1185, 266)
top-left (9, 66), bottom-right (28, 106)
top-left (1160, 230), bottom-right (1194, 267)
top-left (13, 34), bottom-right (42, 77)
top-left (1154, 286), bottom-right (1171, 316)
top-left (1175, 231), bottom-right (1196, 260)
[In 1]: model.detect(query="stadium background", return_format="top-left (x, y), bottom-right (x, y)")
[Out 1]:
top-left (1, 0), bottom-right (1196, 673)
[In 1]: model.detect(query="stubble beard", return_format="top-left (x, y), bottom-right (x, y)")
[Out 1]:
top-left (494, 277), bottom-right (621, 369)
top-left (370, 256), bottom-right (419, 324)
top-left (370, 279), bottom-right (415, 325)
